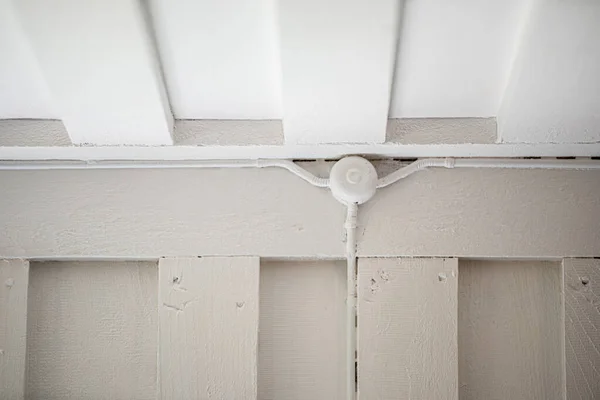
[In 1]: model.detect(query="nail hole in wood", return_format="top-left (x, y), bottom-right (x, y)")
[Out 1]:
top-left (581, 277), bottom-right (589, 286)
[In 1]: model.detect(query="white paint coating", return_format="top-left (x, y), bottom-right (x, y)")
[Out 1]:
top-left (358, 257), bottom-right (458, 399)
top-left (159, 257), bottom-right (259, 400)
top-left (278, 0), bottom-right (398, 144)
top-left (1, 143), bottom-right (599, 161)
top-left (259, 260), bottom-right (346, 400)
top-left (390, 0), bottom-right (529, 118)
top-left (0, 2), bottom-right (56, 118)
top-left (563, 259), bottom-right (600, 399)
top-left (360, 169), bottom-right (600, 258)
top-left (0, 259), bottom-right (28, 400)
top-left (148, 0), bottom-right (282, 119)
top-left (459, 260), bottom-right (563, 399)
top-left (499, 1), bottom-right (600, 144)
top-left (1, 168), bottom-right (600, 258)
top-left (14, 0), bottom-right (173, 145)
top-left (26, 261), bottom-right (157, 400)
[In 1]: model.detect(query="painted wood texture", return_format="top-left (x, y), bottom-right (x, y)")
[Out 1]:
top-left (15, 0), bottom-right (173, 145)
top-left (1, 169), bottom-right (599, 259)
top-left (25, 261), bottom-right (157, 400)
top-left (259, 260), bottom-right (346, 400)
top-left (499, 1), bottom-right (600, 144)
top-left (0, 168), bottom-right (343, 258)
top-left (360, 169), bottom-right (600, 258)
top-left (358, 257), bottom-right (458, 399)
top-left (458, 260), bottom-right (563, 400)
top-left (563, 259), bottom-right (600, 400)
top-left (159, 257), bottom-right (259, 400)
top-left (0, 259), bottom-right (29, 400)
top-left (277, 0), bottom-right (398, 144)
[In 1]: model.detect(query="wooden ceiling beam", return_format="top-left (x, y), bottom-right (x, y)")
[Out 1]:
top-left (15, 0), bottom-right (173, 145)
top-left (277, 0), bottom-right (400, 144)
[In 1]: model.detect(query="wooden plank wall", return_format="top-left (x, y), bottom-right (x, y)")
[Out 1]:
top-left (158, 257), bottom-right (260, 400)
top-left (2, 257), bottom-right (599, 399)
top-left (0, 259), bottom-right (29, 400)
top-left (259, 260), bottom-right (346, 400)
top-left (25, 261), bottom-right (158, 400)
top-left (358, 257), bottom-right (459, 399)
top-left (458, 260), bottom-right (563, 400)
top-left (563, 259), bottom-right (600, 399)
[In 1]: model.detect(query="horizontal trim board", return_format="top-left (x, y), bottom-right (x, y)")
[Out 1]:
top-left (0, 167), bottom-right (599, 258)
top-left (1, 143), bottom-right (599, 161)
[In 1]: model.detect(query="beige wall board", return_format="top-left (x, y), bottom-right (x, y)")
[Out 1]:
top-left (173, 120), bottom-right (283, 146)
top-left (0, 120), bottom-right (70, 146)
top-left (458, 260), bottom-right (563, 400)
top-left (0, 168), bottom-right (344, 258)
top-left (358, 257), bottom-right (458, 399)
top-left (563, 258), bottom-right (600, 400)
top-left (360, 169), bottom-right (600, 258)
top-left (0, 169), bottom-right (599, 259)
top-left (259, 260), bottom-right (346, 400)
top-left (0, 259), bottom-right (29, 400)
top-left (158, 257), bottom-right (259, 400)
top-left (25, 261), bottom-right (158, 400)
top-left (385, 118), bottom-right (497, 144)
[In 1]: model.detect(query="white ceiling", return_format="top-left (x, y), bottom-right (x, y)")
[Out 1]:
top-left (0, 0), bottom-right (599, 156)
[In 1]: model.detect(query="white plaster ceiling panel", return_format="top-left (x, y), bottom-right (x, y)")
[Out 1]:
top-left (498, 0), bottom-right (600, 144)
top-left (0, 2), bottom-right (57, 118)
top-left (148, 0), bottom-right (282, 120)
top-left (389, 0), bottom-right (531, 118)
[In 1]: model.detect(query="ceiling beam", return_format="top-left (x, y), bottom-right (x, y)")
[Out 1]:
top-left (277, 0), bottom-right (400, 144)
top-left (15, 0), bottom-right (173, 145)
top-left (498, 0), bottom-right (600, 144)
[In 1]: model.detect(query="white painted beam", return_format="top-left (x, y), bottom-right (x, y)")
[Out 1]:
top-left (0, 259), bottom-right (29, 400)
top-left (148, 0), bottom-right (281, 120)
top-left (499, 1), bottom-right (600, 144)
top-left (15, 0), bottom-right (173, 145)
top-left (277, 0), bottom-right (399, 144)
top-left (159, 257), bottom-right (259, 400)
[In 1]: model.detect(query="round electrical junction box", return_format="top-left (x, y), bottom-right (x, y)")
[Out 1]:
top-left (329, 156), bottom-right (378, 205)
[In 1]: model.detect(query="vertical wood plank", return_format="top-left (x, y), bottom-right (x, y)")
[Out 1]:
top-left (159, 257), bottom-right (259, 400)
top-left (459, 260), bottom-right (563, 400)
top-left (258, 260), bottom-right (346, 400)
top-left (563, 259), bottom-right (600, 400)
top-left (0, 259), bottom-right (28, 400)
top-left (358, 257), bottom-right (458, 399)
top-left (26, 261), bottom-right (157, 399)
